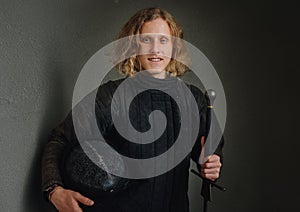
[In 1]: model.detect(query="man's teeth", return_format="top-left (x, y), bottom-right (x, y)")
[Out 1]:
top-left (149, 58), bottom-right (162, 62)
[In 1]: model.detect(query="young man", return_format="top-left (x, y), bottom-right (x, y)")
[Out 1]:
top-left (42, 7), bottom-right (223, 212)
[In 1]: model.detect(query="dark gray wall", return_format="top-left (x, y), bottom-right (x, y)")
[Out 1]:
top-left (1, 0), bottom-right (298, 211)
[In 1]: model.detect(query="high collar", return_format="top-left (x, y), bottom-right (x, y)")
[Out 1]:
top-left (129, 71), bottom-right (180, 91)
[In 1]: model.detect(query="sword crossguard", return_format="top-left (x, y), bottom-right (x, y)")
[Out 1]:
top-left (191, 169), bottom-right (226, 192)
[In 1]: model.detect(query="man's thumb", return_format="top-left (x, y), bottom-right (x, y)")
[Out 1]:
top-left (74, 192), bottom-right (94, 206)
top-left (201, 136), bottom-right (205, 149)
top-left (199, 136), bottom-right (205, 164)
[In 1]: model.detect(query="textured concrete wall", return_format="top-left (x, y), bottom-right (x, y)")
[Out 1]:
top-left (1, 0), bottom-right (294, 212)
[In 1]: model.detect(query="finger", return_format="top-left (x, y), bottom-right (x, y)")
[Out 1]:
top-left (202, 161), bottom-right (222, 169)
top-left (201, 172), bottom-right (220, 181)
top-left (68, 199), bottom-right (83, 212)
top-left (201, 167), bottom-right (220, 174)
top-left (72, 204), bottom-right (83, 212)
top-left (74, 192), bottom-right (94, 206)
top-left (207, 154), bottom-right (220, 163)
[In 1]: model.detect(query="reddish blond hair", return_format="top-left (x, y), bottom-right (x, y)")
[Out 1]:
top-left (115, 7), bottom-right (188, 76)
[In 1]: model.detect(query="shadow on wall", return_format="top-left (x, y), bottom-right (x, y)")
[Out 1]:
top-left (20, 2), bottom-right (110, 211)
top-left (22, 59), bottom-right (66, 211)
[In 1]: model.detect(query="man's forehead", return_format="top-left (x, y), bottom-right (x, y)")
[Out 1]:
top-left (139, 33), bottom-right (172, 37)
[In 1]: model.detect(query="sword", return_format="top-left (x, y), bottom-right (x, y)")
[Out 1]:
top-left (191, 89), bottom-right (226, 212)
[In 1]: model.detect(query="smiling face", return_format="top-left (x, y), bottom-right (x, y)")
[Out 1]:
top-left (137, 18), bottom-right (173, 79)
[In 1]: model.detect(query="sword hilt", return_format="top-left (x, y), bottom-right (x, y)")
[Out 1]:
top-left (193, 89), bottom-right (225, 212)
top-left (205, 89), bottom-right (216, 108)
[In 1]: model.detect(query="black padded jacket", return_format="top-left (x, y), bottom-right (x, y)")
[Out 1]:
top-left (41, 74), bottom-right (224, 212)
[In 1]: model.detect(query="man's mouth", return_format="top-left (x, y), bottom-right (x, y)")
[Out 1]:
top-left (148, 57), bottom-right (163, 62)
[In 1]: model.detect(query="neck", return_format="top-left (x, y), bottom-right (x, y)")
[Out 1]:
top-left (142, 69), bottom-right (167, 79)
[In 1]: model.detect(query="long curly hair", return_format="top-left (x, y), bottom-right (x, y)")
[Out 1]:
top-left (115, 7), bottom-right (189, 77)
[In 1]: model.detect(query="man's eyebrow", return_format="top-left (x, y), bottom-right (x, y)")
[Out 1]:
top-left (140, 33), bottom-right (171, 36)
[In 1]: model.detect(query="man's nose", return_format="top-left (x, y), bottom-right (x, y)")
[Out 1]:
top-left (150, 40), bottom-right (161, 54)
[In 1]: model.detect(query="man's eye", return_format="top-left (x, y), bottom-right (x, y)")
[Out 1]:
top-left (160, 37), bottom-right (169, 44)
top-left (141, 37), bottom-right (152, 43)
